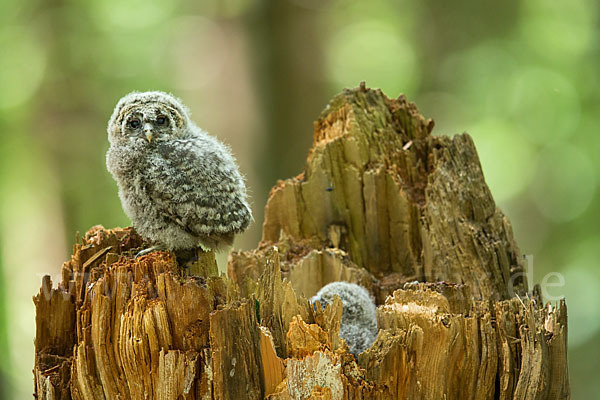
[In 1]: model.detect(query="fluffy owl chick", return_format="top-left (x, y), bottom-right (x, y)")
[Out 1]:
top-left (310, 282), bottom-right (378, 357)
top-left (106, 91), bottom-right (252, 252)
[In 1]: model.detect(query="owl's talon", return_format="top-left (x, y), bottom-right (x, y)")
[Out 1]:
top-left (134, 246), bottom-right (160, 259)
top-left (197, 242), bottom-right (211, 252)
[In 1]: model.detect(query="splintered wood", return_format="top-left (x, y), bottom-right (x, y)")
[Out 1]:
top-left (34, 86), bottom-right (569, 399)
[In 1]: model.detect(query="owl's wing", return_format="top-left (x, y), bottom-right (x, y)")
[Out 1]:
top-left (146, 138), bottom-right (251, 241)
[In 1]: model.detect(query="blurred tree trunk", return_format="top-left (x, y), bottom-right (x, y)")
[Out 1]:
top-left (33, 86), bottom-right (569, 399)
top-left (246, 0), bottom-right (328, 230)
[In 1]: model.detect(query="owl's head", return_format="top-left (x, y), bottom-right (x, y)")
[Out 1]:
top-left (107, 91), bottom-right (190, 144)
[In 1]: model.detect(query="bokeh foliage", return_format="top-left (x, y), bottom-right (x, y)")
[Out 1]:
top-left (0, 0), bottom-right (598, 397)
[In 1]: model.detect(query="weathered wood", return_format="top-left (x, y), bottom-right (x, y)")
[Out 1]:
top-left (255, 85), bottom-right (526, 301)
top-left (34, 85), bottom-right (569, 399)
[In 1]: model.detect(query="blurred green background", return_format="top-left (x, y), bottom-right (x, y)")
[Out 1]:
top-left (0, 0), bottom-right (597, 397)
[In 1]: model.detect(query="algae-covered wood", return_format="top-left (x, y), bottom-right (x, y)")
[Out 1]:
top-left (34, 85), bottom-right (569, 399)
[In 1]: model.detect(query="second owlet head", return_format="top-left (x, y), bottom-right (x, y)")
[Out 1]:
top-left (106, 91), bottom-right (252, 252)
top-left (311, 281), bottom-right (378, 357)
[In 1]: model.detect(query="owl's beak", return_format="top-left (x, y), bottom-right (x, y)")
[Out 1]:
top-left (144, 124), bottom-right (153, 143)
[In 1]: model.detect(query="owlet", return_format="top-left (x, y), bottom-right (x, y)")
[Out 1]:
top-left (106, 91), bottom-right (252, 253)
top-left (311, 282), bottom-right (378, 356)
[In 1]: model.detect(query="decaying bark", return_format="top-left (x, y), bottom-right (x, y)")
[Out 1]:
top-left (34, 85), bottom-right (569, 399)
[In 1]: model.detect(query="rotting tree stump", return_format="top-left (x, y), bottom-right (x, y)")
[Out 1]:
top-left (34, 85), bottom-right (569, 399)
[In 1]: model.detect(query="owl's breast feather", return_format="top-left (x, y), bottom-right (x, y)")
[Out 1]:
top-left (107, 140), bottom-right (151, 179)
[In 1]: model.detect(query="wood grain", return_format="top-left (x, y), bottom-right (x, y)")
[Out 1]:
top-left (34, 86), bottom-right (569, 399)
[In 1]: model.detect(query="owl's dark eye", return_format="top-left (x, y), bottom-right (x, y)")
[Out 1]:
top-left (156, 116), bottom-right (167, 125)
top-left (129, 119), bottom-right (141, 129)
